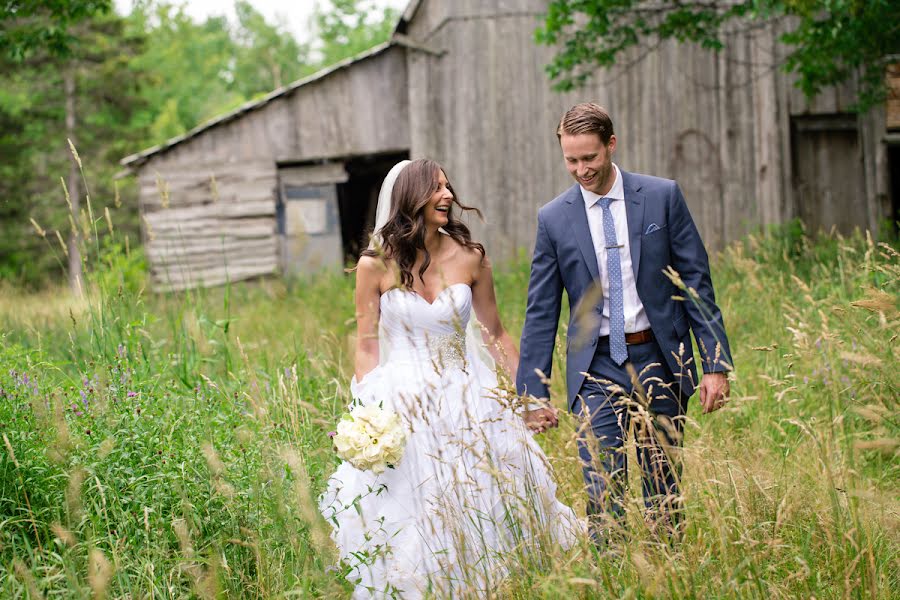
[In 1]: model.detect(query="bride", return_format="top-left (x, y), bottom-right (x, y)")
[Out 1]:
top-left (319, 159), bottom-right (581, 598)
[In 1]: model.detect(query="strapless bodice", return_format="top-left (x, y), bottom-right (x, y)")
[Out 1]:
top-left (379, 283), bottom-right (472, 366)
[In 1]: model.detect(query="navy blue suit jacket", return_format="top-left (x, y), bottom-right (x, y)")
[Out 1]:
top-left (516, 171), bottom-right (733, 408)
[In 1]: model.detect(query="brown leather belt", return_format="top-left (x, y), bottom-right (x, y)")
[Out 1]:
top-left (597, 329), bottom-right (654, 345)
top-left (624, 329), bottom-right (654, 345)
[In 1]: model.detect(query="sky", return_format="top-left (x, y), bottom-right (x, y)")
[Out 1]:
top-left (113, 0), bottom-right (409, 42)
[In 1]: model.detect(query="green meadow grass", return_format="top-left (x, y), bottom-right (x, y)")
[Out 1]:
top-left (0, 225), bottom-right (897, 598)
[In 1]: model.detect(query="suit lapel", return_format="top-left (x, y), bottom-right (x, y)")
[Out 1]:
top-left (622, 171), bottom-right (645, 281)
top-left (564, 185), bottom-right (600, 281)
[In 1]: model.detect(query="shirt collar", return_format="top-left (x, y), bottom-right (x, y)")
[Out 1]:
top-left (581, 163), bottom-right (624, 207)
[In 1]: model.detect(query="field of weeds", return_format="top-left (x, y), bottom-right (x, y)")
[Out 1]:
top-left (1, 225), bottom-right (897, 598)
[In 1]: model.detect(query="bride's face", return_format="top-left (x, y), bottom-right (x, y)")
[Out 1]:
top-left (423, 170), bottom-right (453, 229)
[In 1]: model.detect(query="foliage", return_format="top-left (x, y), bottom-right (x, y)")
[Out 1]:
top-left (0, 0), bottom-right (112, 59)
top-left (0, 0), bottom-right (402, 287)
top-left (0, 220), bottom-right (897, 596)
top-left (125, 1), bottom-right (313, 145)
top-left (311, 0), bottom-right (400, 67)
top-left (0, 10), bottom-right (145, 287)
top-left (536, 0), bottom-right (900, 112)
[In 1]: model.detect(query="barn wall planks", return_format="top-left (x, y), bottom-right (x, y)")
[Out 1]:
top-left (133, 46), bottom-right (410, 290)
top-left (128, 0), bottom-right (891, 291)
top-left (404, 1), bottom-right (886, 257)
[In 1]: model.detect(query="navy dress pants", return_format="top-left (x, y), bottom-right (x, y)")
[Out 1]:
top-left (571, 337), bottom-right (687, 538)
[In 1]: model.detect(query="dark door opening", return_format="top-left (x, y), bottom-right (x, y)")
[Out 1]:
top-left (889, 144), bottom-right (900, 237)
top-left (337, 151), bottom-right (409, 263)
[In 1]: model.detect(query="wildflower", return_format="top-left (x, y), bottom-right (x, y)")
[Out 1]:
top-left (127, 391), bottom-right (138, 398)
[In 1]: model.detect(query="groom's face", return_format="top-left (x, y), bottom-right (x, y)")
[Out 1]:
top-left (560, 132), bottom-right (617, 196)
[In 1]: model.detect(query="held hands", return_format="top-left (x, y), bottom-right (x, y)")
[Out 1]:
top-left (523, 405), bottom-right (559, 434)
top-left (699, 372), bottom-right (730, 414)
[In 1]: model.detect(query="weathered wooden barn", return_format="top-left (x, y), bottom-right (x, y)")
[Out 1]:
top-left (121, 0), bottom-right (900, 290)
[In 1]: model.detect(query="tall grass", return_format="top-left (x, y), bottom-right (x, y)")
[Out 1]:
top-left (1, 219), bottom-right (897, 597)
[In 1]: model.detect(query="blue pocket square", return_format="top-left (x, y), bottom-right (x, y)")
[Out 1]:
top-left (645, 223), bottom-right (662, 234)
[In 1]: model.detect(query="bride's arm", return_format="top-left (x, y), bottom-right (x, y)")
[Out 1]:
top-left (470, 254), bottom-right (519, 379)
top-left (354, 256), bottom-right (384, 382)
top-left (471, 252), bottom-right (558, 433)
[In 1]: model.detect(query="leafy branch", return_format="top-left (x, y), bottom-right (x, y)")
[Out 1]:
top-left (536, 0), bottom-right (900, 112)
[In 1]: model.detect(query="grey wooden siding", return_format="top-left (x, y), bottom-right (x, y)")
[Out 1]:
top-left (126, 0), bottom-right (891, 291)
top-left (131, 46), bottom-right (410, 289)
top-left (403, 1), bottom-right (885, 257)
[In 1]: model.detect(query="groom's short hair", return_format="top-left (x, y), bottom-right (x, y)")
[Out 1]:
top-left (557, 103), bottom-right (615, 145)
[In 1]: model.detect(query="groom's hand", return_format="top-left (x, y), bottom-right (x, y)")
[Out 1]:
top-left (523, 406), bottom-right (558, 434)
top-left (699, 372), bottom-right (730, 413)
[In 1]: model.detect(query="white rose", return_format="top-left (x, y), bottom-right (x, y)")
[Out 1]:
top-left (362, 441), bottom-right (381, 461)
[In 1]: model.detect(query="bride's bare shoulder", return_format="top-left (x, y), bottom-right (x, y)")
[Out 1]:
top-left (356, 254), bottom-right (400, 293)
top-left (457, 240), bottom-right (488, 267)
top-left (356, 254), bottom-right (386, 273)
top-left (355, 255), bottom-right (391, 284)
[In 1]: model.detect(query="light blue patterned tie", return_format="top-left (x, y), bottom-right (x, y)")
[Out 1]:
top-left (598, 197), bottom-right (627, 365)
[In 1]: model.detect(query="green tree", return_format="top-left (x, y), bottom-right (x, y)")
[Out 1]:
top-left (232, 0), bottom-right (311, 93)
top-left (312, 0), bottom-right (399, 67)
top-left (536, 0), bottom-right (900, 111)
top-left (0, 11), bottom-right (146, 288)
top-left (124, 3), bottom-right (240, 143)
top-left (125, 1), bottom-right (313, 146)
top-left (0, 0), bottom-right (112, 59)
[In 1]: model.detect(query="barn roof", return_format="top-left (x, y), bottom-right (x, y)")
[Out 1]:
top-left (120, 39), bottom-right (414, 169)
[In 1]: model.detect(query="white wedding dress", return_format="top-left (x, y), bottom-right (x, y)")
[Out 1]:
top-left (320, 283), bottom-right (581, 599)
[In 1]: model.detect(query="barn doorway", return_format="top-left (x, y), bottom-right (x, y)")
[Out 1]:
top-left (337, 152), bottom-right (409, 262)
top-left (889, 144), bottom-right (900, 236)
top-left (791, 114), bottom-right (867, 235)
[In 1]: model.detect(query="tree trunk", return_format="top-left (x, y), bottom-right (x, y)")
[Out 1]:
top-left (64, 66), bottom-right (82, 297)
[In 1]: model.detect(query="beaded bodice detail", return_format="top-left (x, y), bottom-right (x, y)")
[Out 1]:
top-left (379, 283), bottom-right (471, 368)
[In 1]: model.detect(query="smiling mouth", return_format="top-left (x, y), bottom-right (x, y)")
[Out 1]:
top-left (435, 206), bottom-right (450, 213)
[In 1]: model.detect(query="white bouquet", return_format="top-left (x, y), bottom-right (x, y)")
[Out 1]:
top-left (331, 403), bottom-right (408, 474)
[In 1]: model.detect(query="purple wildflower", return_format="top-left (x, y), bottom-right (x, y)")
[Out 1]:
top-left (127, 391), bottom-right (138, 398)
top-left (327, 431), bottom-right (337, 438)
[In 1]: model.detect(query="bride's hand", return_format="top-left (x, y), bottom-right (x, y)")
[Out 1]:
top-left (523, 407), bottom-right (558, 434)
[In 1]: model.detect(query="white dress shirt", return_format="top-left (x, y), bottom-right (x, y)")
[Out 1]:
top-left (581, 164), bottom-right (651, 335)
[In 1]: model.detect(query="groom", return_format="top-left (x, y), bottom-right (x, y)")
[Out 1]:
top-left (516, 103), bottom-right (732, 537)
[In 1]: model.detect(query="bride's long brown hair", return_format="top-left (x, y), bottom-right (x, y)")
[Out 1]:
top-left (362, 159), bottom-right (485, 289)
